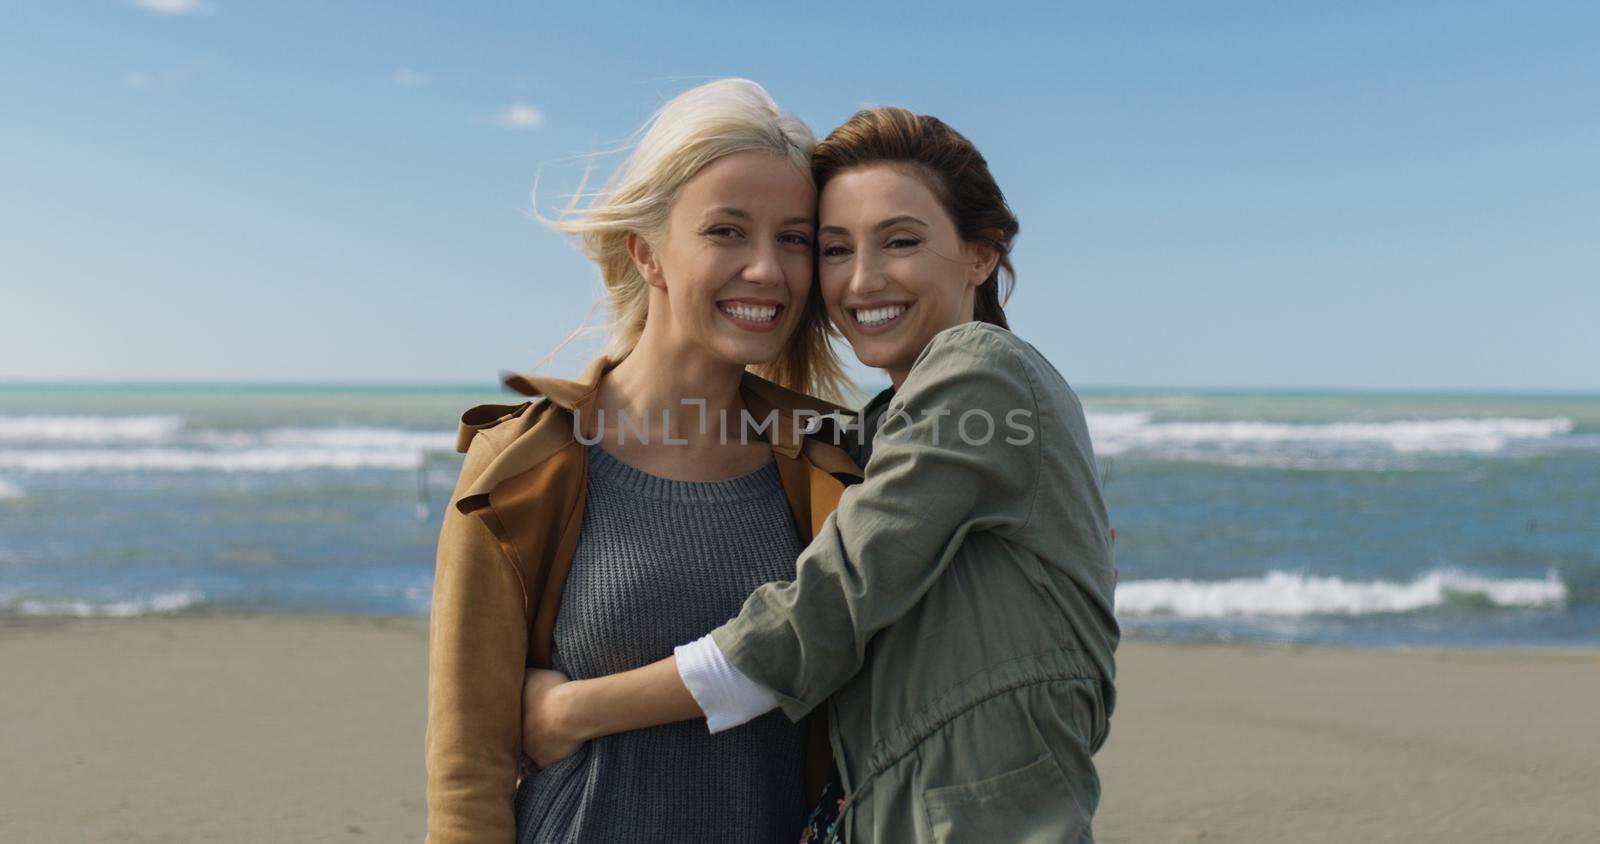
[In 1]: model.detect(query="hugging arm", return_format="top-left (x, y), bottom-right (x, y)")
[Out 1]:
top-left (706, 328), bottom-right (1041, 719)
top-left (519, 328), bottom-right (1040, 762)
top-left (520, 656), bottom-right (702, 767)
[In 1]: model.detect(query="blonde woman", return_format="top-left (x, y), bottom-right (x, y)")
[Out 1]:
top-left (424, 79), bottom-right (861, 842)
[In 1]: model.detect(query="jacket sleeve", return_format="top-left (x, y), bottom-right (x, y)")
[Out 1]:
top-left (424, 434), bottom-right (529, 843)
top-left (710, 325), bottom-right (1042, 720)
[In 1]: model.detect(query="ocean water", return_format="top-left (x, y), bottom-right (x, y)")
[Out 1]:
top-left (1, 383), bottom-right (1596, 647)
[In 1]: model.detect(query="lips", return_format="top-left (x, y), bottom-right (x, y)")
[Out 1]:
top-left (853, 304), bottom-right (908, 326)
top-left (717, 298), bottom-right (784, 333)
top-left (847, 301), bottom-right (913, 334)
top-left (719, 302), bottom-right (779, 322)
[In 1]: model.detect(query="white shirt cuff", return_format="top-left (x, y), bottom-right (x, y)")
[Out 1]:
top-left (674, 633), bottom-right (780, 734)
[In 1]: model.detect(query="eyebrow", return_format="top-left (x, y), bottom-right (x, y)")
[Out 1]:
top-left (704, 206), bottom-right (814, 227)
top-left (819, 215), bottom-right (929, 236)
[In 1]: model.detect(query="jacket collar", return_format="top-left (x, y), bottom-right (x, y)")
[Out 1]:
top-left (498, 353), bottom-right (615, 418)
top-left (454, 354), bottom-right (860, 510)
top-left (500, 354), bottom-right (854, 457)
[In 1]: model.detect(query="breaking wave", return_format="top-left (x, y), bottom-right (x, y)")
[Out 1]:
top-left (1115, 569), bottom-right (1567, 618)
top-left (0, 416), bottom-right (454, 474)
top-left (0, 414), bottom-right (186, 444)
top-left (0, 590), bottom-right (206, 617)
top-left (1087, 412), bottom-right (1582, 469)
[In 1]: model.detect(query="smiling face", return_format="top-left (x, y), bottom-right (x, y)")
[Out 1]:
top-left (818, 164), bottom-right (995, 386)
top-left (632, 150), bottom-right (817, 370)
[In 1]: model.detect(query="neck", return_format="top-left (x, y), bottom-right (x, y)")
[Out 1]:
top-left (597, 322), bottom-right (747, 447)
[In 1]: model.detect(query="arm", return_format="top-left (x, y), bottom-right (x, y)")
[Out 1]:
top-left (520, 657), bottom-right (701, 767)
top-left (712, 325), bottom-right (1040, 720)
top-left (518, 325), bottom-right (1040, 758)
top-left (425, 438), bottom-right (528, 843)
top-left (521, 631), bottom-right (780, 767)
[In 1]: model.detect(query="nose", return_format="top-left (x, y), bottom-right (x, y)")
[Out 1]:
top-left (743, 240), bottom-right (785, 287)
top-left (847, 248), bottom-right (887, 297)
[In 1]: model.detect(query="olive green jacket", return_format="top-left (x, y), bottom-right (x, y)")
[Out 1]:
top-left (711, 322), bottom-right (1120, 843)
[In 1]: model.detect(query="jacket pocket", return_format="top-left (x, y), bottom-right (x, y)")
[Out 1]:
top-left (1068, 675), bottom-right (1110, 755)
top-left (1089, 678), bottom-right (1110, 753)
top-left (922, 751), bottom-right (1086, 844)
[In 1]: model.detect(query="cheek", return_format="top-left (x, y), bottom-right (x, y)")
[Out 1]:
top-left (911, 256), bottom-right (965, 312)
top-left (782, 251), bottom-right (813, 296)
top-left (680, 255), bottom-right (732, 306)
top-left (666, 275), bottom-right (707, 313)
top-left (818, 262), bottom-right (850, 312)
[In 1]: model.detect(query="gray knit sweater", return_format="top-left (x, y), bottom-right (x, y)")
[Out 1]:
top-left (513, 445), bottom-right (808, 843)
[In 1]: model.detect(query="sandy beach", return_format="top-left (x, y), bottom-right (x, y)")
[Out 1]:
top-left (2, 616), bottom-right (1595, 843)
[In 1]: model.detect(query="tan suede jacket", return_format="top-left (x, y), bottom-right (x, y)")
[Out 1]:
top-left (424, 354), bottom-right (863, 843)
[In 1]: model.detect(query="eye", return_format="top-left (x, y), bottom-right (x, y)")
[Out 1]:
top-left (886, 236), bottom-right (921, 250)
top-left (779, 232), bottom-right (812, 247)
top-left (821, 243), bottom-right (853, 258)
top-left (704, 225), bottom-right (743, 239)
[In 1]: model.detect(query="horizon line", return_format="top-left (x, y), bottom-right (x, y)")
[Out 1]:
top-left (1, 378), bottom-right (1597, 398)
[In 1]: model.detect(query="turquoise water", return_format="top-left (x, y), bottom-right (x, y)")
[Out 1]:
top-left (1, 383), bottom-right (1595, 646)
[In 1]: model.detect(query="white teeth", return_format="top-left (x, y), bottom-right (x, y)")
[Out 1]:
top-left (720, 303), bottom-right (778, 322)
top-left (854, 304), bottom-right (907, 326)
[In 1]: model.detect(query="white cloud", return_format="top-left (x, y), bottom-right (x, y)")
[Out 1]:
top-left (123, 65), bottom-right (195, 89)
top-left (132, 0), bottom-right (211, 15)
top-left (394, 68), bottom-right (429, 87)
top-left (490, 103), bottom-right (545, 129)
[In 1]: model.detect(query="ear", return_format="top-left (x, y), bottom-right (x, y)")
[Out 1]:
top-left (962, 241), bottom-right (1000, 289)
top-left (627, 232), bottom-right (666, 291)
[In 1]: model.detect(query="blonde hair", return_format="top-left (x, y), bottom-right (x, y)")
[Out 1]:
top-left (539, 78), bottom-right (851, 403)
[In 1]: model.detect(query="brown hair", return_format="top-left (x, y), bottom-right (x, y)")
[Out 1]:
top-left (811, 107), bottom-right (1019, 329)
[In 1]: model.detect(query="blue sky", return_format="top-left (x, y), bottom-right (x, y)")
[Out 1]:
top-left (2, 1), bottom-right (1595, 390)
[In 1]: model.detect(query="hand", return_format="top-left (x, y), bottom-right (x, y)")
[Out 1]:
top-left (521, 668), bottom-right (584, 769)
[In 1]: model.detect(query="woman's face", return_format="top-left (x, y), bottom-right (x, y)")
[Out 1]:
top-left (817, 164), bottom-right (992, 386)
top-left (639, 150), bottom-right (816, 368)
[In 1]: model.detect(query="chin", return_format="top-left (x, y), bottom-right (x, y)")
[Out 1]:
top-left (849, 347), bottom-right (895, 371)
top-left (717, 339), bottom-right (784, 366)
top-left (852, 336), bottom-right (900, 363)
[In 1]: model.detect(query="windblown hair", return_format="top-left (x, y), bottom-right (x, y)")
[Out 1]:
top-left (812, 107), bottom-right (1019, 329)
top-left (542, 78), bottom-right (850, 402)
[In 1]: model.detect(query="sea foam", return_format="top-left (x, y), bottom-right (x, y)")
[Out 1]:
top-left (1086, 412), bottom-right (1579, 468)
top-left (1115, 569), bottom-right (1567, 618)
top-left (0, 590), bottom-right (205, 617)
top-left (0, 447), bottom-right (430, 473)
top-left (0, 422), bottom-right (456, 473)
top-left (0, 414), bottom-right (186, 444)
